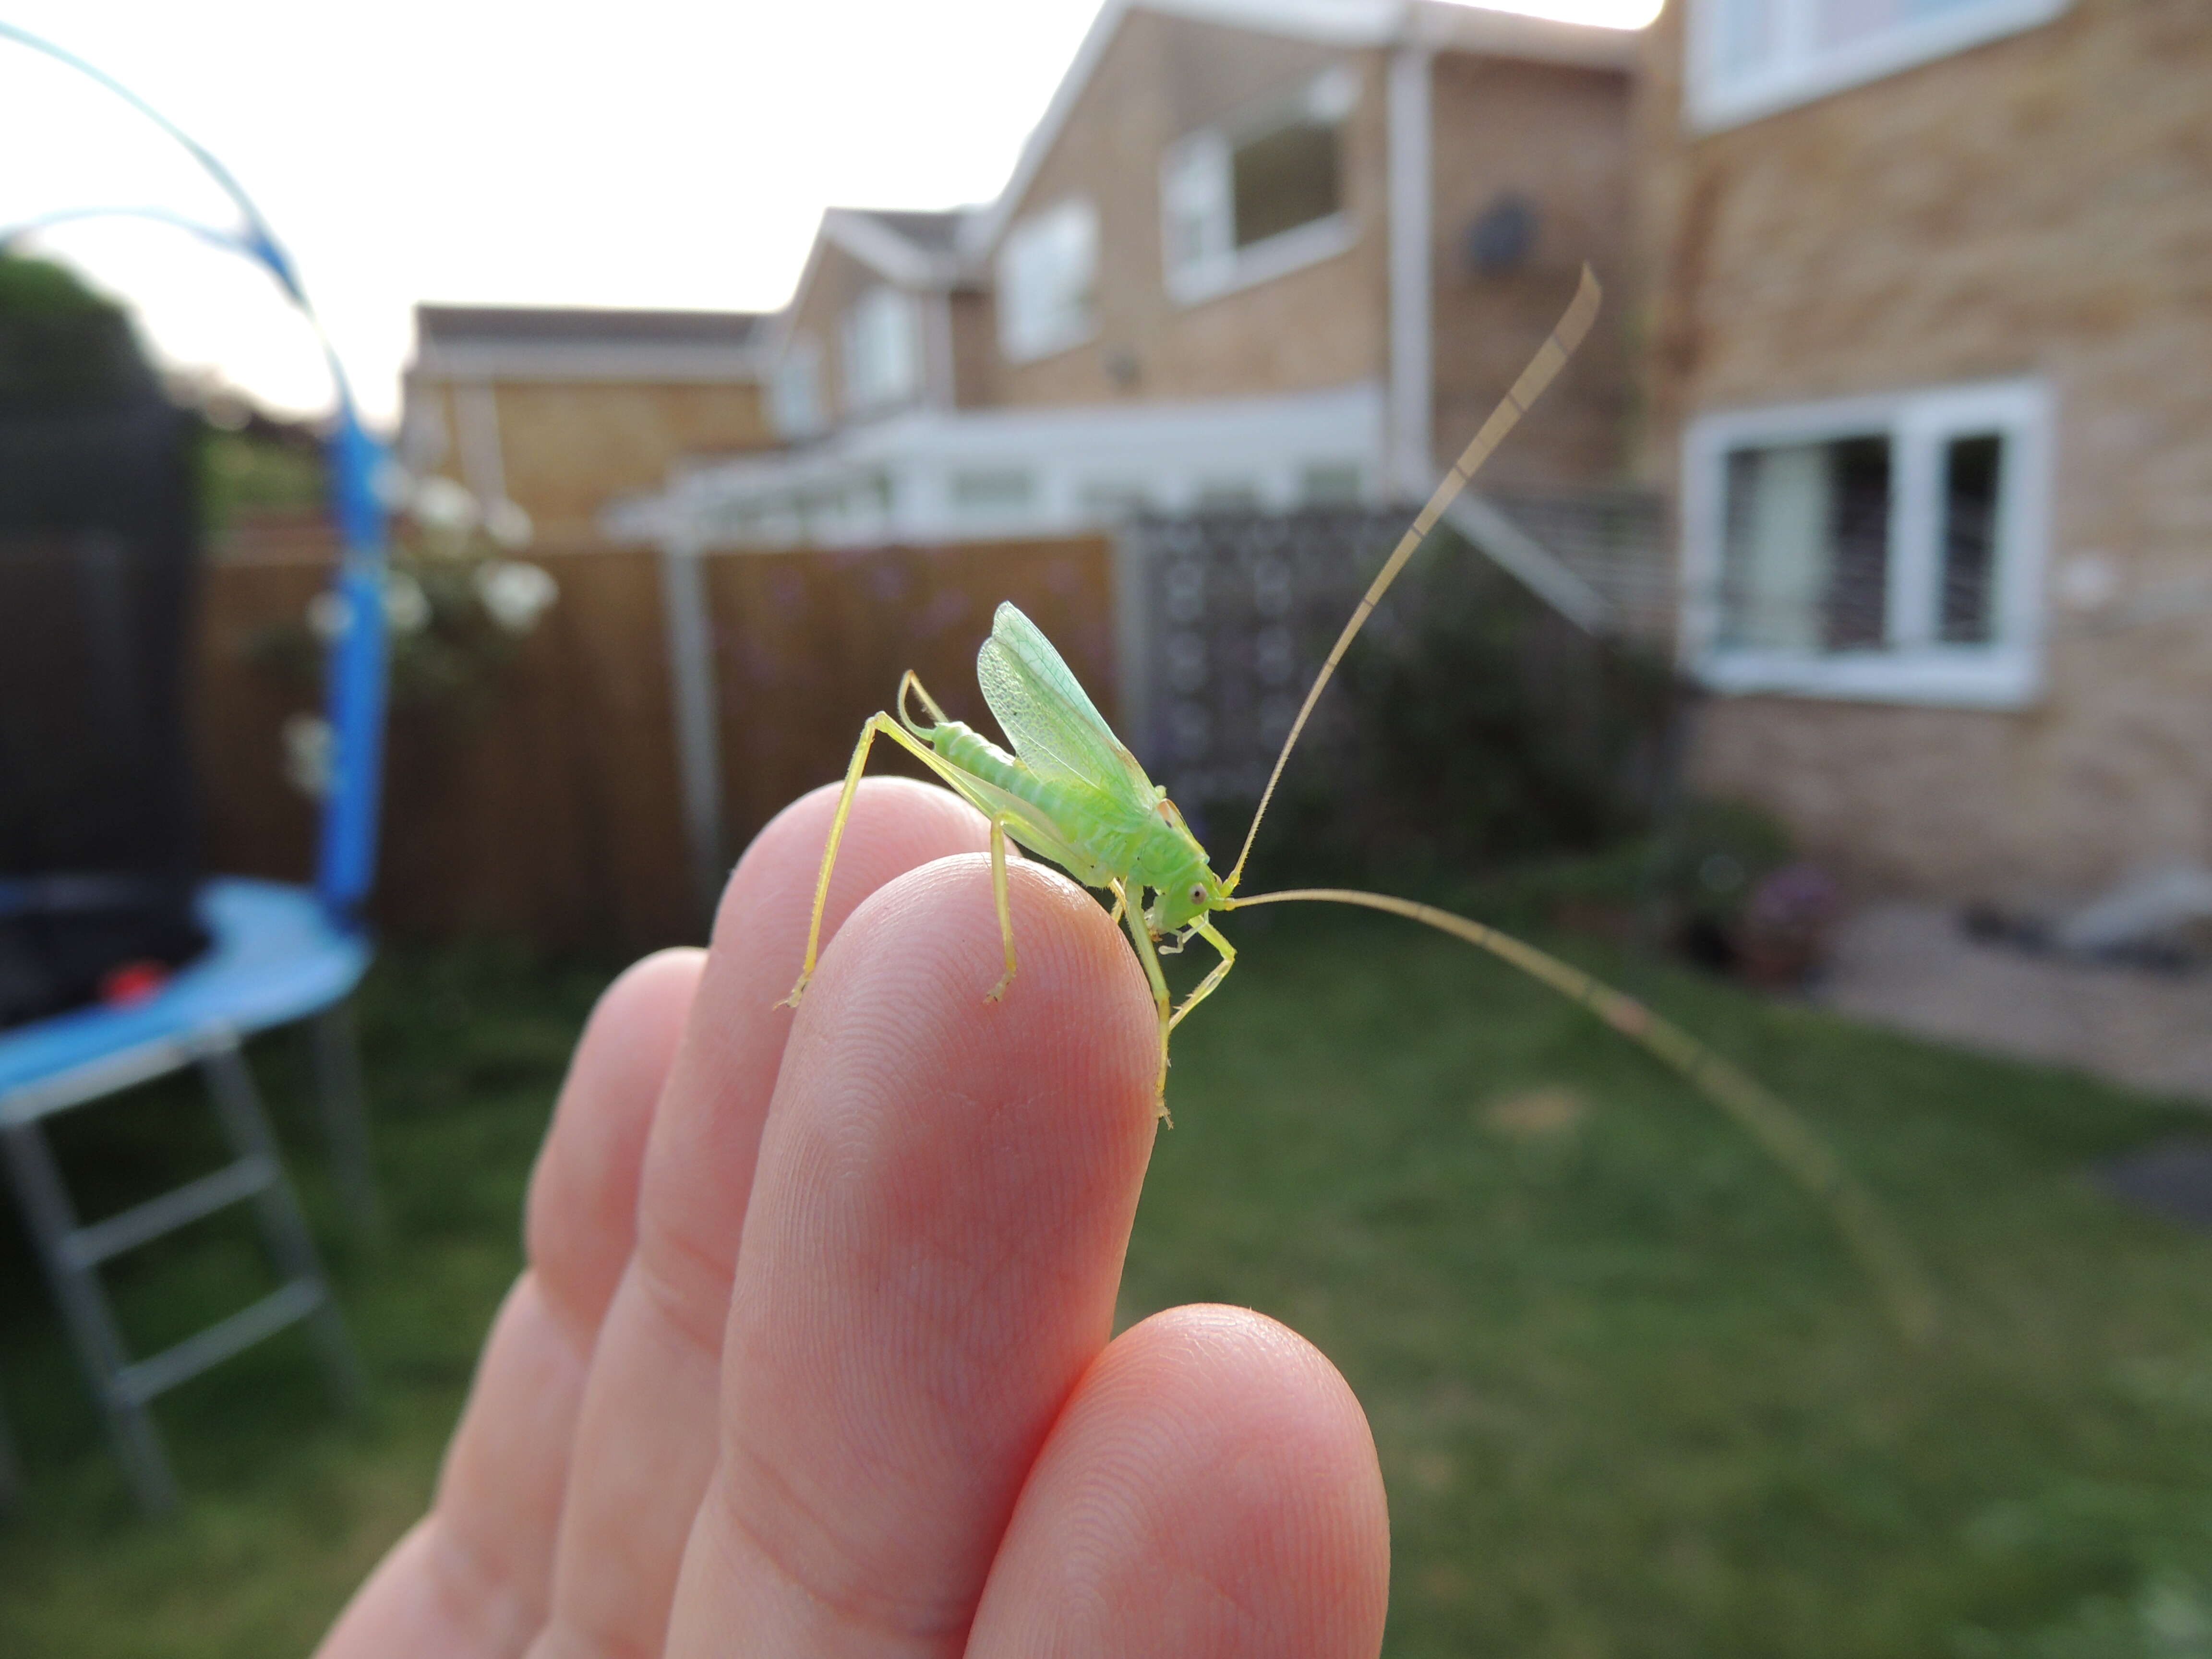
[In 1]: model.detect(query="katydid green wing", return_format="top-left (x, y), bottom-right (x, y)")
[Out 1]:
top-left (976, 602), bottom-right (1156, 807)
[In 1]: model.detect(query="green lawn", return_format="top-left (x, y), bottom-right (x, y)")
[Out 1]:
top-left (3, 920), bottom-right (2211, 1657)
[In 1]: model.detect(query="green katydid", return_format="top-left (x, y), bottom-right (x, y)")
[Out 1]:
top-left (783, 268), bottom-right (1937, 1343)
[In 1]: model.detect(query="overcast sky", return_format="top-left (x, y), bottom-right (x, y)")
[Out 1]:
top-left (0, 0), bottom-right (1655, 427)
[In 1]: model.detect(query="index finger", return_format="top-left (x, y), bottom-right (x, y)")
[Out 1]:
top-left (534, 778), bottom-right (997, 1659)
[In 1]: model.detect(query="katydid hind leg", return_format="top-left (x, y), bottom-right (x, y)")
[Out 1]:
top-left (1115, 880), bottom-right (1174, 1122)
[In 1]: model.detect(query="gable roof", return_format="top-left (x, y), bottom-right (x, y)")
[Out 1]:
top-left (958, 0), bottom-right (1641, 261)
top-left (760, 204), bottom-right (979, 373)
top-left (820, 207), bottom-right (974, 288)
top-left (853, 209), bottom-right (969, 255)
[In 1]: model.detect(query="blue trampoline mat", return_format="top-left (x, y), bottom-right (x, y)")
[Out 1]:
top-left (0, 878), bottom-right (369, 1101)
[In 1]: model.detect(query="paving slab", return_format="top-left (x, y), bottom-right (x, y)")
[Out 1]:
top-left (1814, 902), bottom-right (2212, 1106)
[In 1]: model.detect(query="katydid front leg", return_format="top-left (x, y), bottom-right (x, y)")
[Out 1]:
top-left (783, 710), bottom-right (1015, 1010)
top-left (1168, 919), bottom-right (1238, 1033)
top-left (1114, 879), bottom-right (1174, 1123)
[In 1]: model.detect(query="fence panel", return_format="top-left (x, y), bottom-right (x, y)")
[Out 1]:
top-left (195, 540), bottom-right (695, 954)
top-left (705, 537), bottom-right (1116, 857)
top-left (192, 529), bottom-right (1114, 953)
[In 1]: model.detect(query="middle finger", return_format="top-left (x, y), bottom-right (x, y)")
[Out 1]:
top-left (663, 852), bottom-right (1159, 1657)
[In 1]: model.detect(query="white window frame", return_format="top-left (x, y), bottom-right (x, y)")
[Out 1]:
top-left (1684, 0), bottom-right (2070, 131)
top-left (1161, 65), bottom-right (1359, 307)
top-left (997, 197), bottom-right (1100, 365)
top-left (840, 284), bottom-right (922, 416)
top-left (1681, 377), bottom-right (2054, 708)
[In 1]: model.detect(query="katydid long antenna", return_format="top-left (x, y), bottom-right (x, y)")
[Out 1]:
top-left (1223, 264), bottom-right (1604, 894)
top-left (1208, 264), bottom-right (1940, 1346)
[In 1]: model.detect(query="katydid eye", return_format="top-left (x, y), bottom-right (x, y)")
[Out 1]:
top-left (1189, 884), bottom-right (1206, 904)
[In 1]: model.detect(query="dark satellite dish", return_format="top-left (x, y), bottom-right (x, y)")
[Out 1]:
top-left (1466, 192), bottom-right (1539, 276)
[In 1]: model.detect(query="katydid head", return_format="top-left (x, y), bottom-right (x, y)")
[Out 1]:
top-left (1135, 795), bottom-right (1227, 934)
top-left (1146, 860), bottom-right (1228, 935)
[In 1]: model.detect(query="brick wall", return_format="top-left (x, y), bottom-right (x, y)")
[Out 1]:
top-left (987, 8), bottom-right (1391, 409)
top-left (1634, 0), bottom-right (2212, 902)
top-left (414, 377), bottom-right (775, 544)
top-left (1430, 54), bottom-right (1633, 489)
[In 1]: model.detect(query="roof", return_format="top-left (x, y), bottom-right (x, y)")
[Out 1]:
top-left (848, 209), bottom-right (969, 255)
top-left (411, 305), bottom-right (768, 382)
top-left (756, 205), bottom-right (978, 371)
top-left (818, 207), bottom-right (976, 289)
top-left (959, 0), bottom-right (1642, 260)
top-left (417, 306), bottom-right (765, 347)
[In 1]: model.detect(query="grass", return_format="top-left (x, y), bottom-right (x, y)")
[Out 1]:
top-left (3, 921), bottom-right (2212, 1657)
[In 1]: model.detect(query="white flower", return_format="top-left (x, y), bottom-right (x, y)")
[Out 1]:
top-left (305, 589), bottom-right (350, 642)
top-left (282, 712), bottom-right (334, 799)
top-left (474, 559), bottom-right (559, 634)
top-left (483, 497), bottom-right (534, 551)
top-left (384, 571), bottom-right (432, 634)
top-left (410, 474), bottom-right (479, 534)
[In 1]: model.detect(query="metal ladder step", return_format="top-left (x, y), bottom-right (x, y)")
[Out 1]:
top-left (56, 1155), bottom-right (277, 1270)
top-left (110, 1278), bottom-right (327, 1409)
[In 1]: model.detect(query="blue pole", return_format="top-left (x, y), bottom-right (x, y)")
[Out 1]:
top-left (0, 22), bottom-right (393, 924)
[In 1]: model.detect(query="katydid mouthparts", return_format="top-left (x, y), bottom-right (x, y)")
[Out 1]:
top-left (782, 267), bottom-right (1939, 1346)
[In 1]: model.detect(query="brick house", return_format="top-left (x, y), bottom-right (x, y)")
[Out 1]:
top-left (402, 306), bottom-right (775, 545)
top-left (1634, 0), bottom-right (2212, 902)
top-left (618, 0), bottom-right (1638, 551)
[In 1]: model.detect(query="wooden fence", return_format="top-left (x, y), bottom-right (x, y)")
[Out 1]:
top-left (193, 528), bottom-right (1115, 955)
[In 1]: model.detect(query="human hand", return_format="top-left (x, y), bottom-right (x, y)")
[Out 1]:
top-left (317, 777), bottom-right (1389, 1657)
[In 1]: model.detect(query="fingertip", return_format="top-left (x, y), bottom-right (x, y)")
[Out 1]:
top-left (786, 852), bottom-right (1158, 1144)
top-left (711, 776), bottom-right (993, 956)
top-left (526, 947), bottom-right (708, 1324)
top-left (969, 1305), bottom-right (1391, 1658)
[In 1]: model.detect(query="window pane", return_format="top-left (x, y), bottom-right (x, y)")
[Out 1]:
top-left (1299, 462), bottom-right (1362, 505)
top-left (771, 337), bottom-right (823, 439)
top-left (999, 199), bottom-right (1097, 360)
top-left (1231, 118), bottom-right (1341, 249)
top-left (951, 469), bottom-right (1035, 512)
top-left (1194, 479), bottom-right (1261, 510)
top-left (1938, 432), bottom-right (2003, 644)
top-left (1712, 0), bottom-right (1780, 72)
top-left (843, 287), bottom-right (919, 411)
top-left (1719, 434), bottom-right (1890, 651)
top-left (1076, 480), bottom-right (1151, 519)
top-left (1161, 137), bottom-right (1230, 280)
top-left (1827, 436), bottom-right (1890, 648)
top-left (1815, 0), bottom-right (1996, 48)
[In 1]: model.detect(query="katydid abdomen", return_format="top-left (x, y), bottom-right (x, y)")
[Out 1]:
top-left (926, 718), bottom-right (1173, 890)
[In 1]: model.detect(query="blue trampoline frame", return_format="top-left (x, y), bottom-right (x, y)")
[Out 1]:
top-left (0, 20), bottom-right (395, 1515)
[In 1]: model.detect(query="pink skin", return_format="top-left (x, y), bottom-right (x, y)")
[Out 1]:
top-left (318, 777), bottom-right (1390, 1659)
